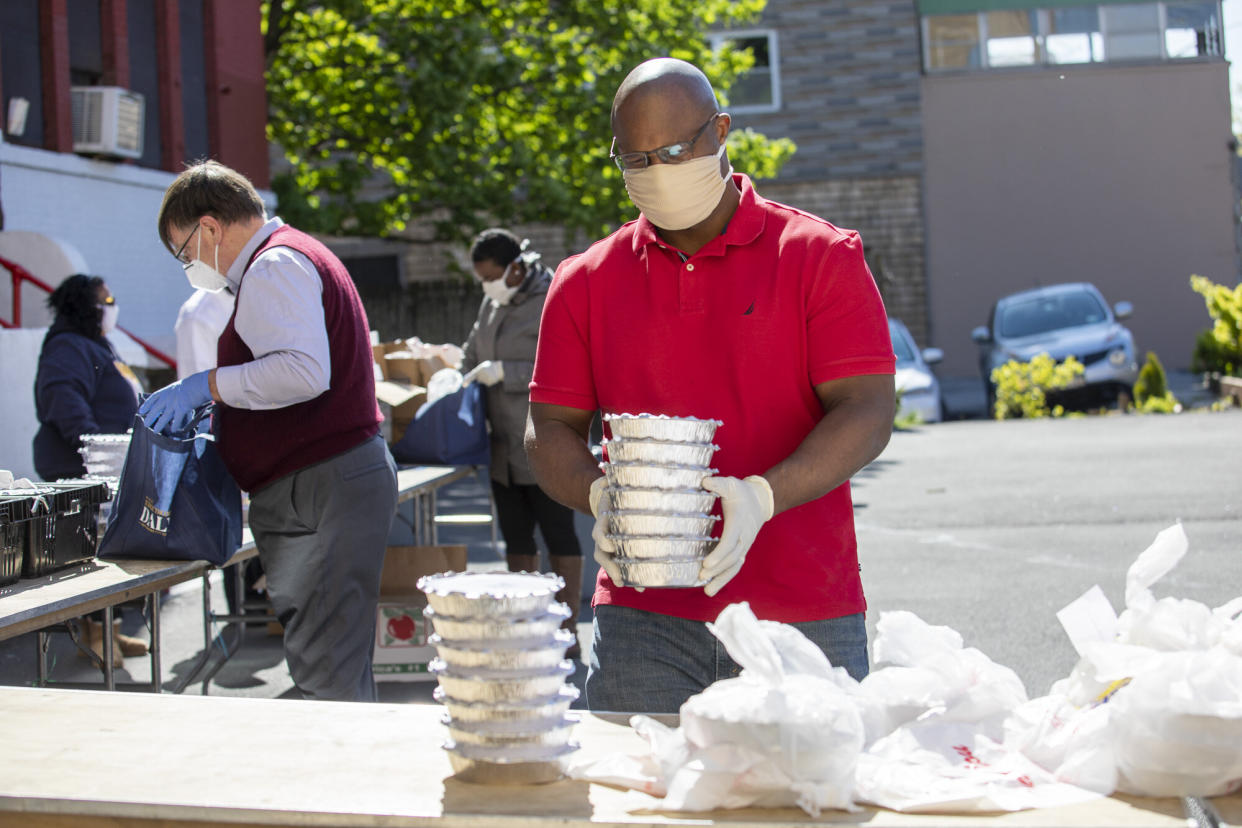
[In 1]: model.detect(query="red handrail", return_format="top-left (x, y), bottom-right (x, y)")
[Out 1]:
top-left (0, 255), bottom-right (178, 371)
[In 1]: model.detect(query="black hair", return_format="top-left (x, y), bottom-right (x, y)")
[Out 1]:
top-left (46, 274), bottom-right (106, 338)
top-left (470, 228), bottom-right (523, 268)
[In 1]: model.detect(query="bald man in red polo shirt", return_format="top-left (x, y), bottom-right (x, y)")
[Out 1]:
top-left (526, 58), bottom-right (896, 713)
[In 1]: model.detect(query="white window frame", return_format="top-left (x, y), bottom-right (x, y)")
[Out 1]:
top-left (708, 29), bottom-right (782, 114)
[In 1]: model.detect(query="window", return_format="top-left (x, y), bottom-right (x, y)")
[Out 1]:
top-left (926, 14), bottom-right (982, 69)
top-left (708, 30), bottom-right (780, 113)
top-left (987, 10), bottom-right (1040, 67)
top-left (922, 1), bottom-right (1222, 72)
top-left (1046, 7), bottom-right (1103, 64)
top-left (1164, 1), bottom-right (1222, 57)
top-left (1102, 4), bottom-right (1162, 60)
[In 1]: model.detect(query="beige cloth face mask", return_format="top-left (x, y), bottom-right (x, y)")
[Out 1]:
top-left (623, 145), bottom-right (732, 231)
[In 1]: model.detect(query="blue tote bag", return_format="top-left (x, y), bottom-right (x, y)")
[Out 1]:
top-left (98, 407), bottom-right (243, 566)
top-left (390, 382), bottom-right (490, 467)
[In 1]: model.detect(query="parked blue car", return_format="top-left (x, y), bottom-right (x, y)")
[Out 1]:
top-left (971, 282), bottom-right (1138, 410)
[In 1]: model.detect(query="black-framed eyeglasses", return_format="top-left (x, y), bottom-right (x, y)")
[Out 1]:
top-left (610, 113), bottom-right (720, 171)
top-left (172, 224), bottom-right (199, 269)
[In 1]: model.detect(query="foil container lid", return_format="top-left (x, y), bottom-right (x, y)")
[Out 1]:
top-left (605, 486), bottom-right (719, 513)
top-left (604, 462), bottom-right (716, 490)
top-left (613, 556), bottom-right (708, 588)
top-left (432, 665), bottom-right (574, 704)
top-left (602, 438), bottom-right (719, 467)
top-left (444, 739), bottom-right (579, 764)
top-left (608, 511), bottom-right (720, 537)
top-left (429, 628), bottom-right (573, 653)
top-left (428, 658), bottom-right (574, 682)
top-left (418, 570), bottom-right (564, 618)
top-left (431, 630), bottom-right (572, 671)
top-left (442, 711), bottom-right (580, 735)
top-left (433, 682), bottom-right (579, 718)
top-left (606, 535), bottom-right (715, 560)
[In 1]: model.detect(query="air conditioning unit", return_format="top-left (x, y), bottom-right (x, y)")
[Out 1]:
top-left (70, 86), bottom-right (144, 159)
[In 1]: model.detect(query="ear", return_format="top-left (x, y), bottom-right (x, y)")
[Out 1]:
top-left (198, 215), bottom-right (224, 245)
top-left (714, 112), bottom-right (731, 144)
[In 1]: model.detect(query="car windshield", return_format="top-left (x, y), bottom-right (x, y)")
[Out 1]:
top-left (997, 290), bottom-right (1108, 338)
top-left (889, 325), bottom-right (916, 362)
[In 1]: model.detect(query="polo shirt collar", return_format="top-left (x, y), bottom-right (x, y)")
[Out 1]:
top-left (630, 173), bottom-right (766, 258)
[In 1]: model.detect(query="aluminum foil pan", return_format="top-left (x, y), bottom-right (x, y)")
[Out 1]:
top-left (603, 438), bottom-right (718, 467)
top-left (444, 741), bottom-right (578, 785)
top-left (423, 603), bottom-right (571, 641)
top-left (608, 511), bottom-right (719, 537)
top-left (429, 629), bottom-right (573, 671)
top-left (614, 556), bottom-right (708, 588)
top-left (606, 486), bottom-right (718, 514)
top-left (604, 413), bottom-right (722, 443)
top-left (604, 462), bottom-right (715, 491)
top-left (434, 683), bottom-right (579, 724)
top-left (429, 659), bottom-right (574, 703)
top-left (606, 535), bottom-right (714, 560)
top-left (444, 714), bottom-right (579, 748)
top-left (418, 570), bottom-right (564, 619)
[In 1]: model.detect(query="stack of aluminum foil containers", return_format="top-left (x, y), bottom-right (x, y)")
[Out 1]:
top-left (418, 570), bottom-right (580, 784)
top-left (78, 432), bottom-right (131, 529)
top-left (599, 413), bottom-right (723, 588)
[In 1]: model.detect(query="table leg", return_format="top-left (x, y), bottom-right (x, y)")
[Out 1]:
top-left (102, 605), bottom-right (115, 691)
top-left (36, 630), bottom-right (48, 685)
top-left (149, 592), bottom-right (162, 693)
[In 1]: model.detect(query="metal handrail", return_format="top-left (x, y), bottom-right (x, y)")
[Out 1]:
top-left (0, 255), bottom-right (178, 371)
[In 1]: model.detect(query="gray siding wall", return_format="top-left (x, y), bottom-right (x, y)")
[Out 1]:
top-left (922, 60), bottom-right (1239, 376)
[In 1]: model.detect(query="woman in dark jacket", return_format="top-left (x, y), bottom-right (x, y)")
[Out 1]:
top-left (33, 274), bottom-right (138, 480)
top-left (32, 273), bottom-right (146, 664)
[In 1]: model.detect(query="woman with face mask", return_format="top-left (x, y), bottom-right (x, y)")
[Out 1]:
top-left (462, 228), bottom-right (586, 659)
top-left (32, 273), bottom-right (148, 666)
top-left (33, 274), bottom-right (138, 481)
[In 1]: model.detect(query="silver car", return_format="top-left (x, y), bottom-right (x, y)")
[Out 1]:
top-left (971, 282), bottom-right (1138, 409)
top-left (890, 318), bottom-right (944, 423)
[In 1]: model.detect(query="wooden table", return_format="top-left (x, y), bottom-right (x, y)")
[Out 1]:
top-left (0, 556), bottom-right (209, 691)
top-left (1, 686), bottom-right (1237, 828)
top-left (0, 466), bottom-right (476, 695)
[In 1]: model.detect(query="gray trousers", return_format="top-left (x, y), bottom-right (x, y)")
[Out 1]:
top-left (248, 435), bottom-right (397, 701)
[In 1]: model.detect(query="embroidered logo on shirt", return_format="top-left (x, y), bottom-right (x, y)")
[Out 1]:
top-left (743, 301), bottom-right (755, 315)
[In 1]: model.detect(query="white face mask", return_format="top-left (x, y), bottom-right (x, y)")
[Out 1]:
top-left (99, 304), bottom-right (119, 335)
top-left (482, 277), bottom-right (520, 306)
top-left (185, 229), bottom-right (229, 292)
top-left (623, 145), bottom-right (732, 230)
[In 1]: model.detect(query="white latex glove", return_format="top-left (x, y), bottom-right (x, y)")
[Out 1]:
top-left (463, 360), bottom-right (504, 387)
top-left (589, 475), bottom-right (639, 590)
top-left (699, 475), bottom-right (775, 597)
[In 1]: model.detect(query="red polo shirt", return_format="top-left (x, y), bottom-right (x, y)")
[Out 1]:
top-left (530, 174), bottom-right (894, 623)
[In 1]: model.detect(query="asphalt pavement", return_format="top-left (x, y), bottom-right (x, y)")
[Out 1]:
top-left (3, 399), bottom-right (1238, 703)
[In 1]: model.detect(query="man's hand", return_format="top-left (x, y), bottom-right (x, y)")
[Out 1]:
top-left (589, 475), bottom-right (634, 588)
top-left (463, 360), bottom-right (504, 387)
top-left (699, 475), bottom-right (774, 597)
top-left (139, 370), bottom-right (212, 435)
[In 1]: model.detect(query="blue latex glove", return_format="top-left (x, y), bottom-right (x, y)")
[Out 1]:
top-left (139, 371), bottom-right (213, 435)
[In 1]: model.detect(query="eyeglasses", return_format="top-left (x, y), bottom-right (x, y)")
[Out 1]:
top-left (610, 113), bottom-right (720, 171)
top-left (172, 224), bottom-right (199, 269)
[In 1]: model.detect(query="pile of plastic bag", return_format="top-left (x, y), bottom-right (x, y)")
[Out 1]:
top-left (568, 523), bottom-right (1242, 815)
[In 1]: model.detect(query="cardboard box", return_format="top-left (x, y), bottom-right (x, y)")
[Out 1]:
top-left (371, 340), bottom-right (409, 381)
top-left (374, 380), bottom-right (427, 444)
top-left (384, 352), bottom-right (423, 383)
top-left (373, 545), bottom-right (468, 682)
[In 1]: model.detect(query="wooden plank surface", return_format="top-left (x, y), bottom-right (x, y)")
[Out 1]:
top-left (0, 687), bottom-right (1238, 828)
top-left (0, 558), bottom-right (205, 641)
top-left (395, 465), bottom-right (473, 505)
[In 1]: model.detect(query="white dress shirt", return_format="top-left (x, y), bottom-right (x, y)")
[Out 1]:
top-left (212, 217), bottom-right (333, 410)
top-left (174, 288), bottom-right (235, 379)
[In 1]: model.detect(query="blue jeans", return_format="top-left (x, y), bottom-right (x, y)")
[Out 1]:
top-left (585, 605), bottom-right (869, 713)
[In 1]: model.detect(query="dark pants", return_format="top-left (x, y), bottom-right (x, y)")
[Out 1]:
top-left (248, 435), bottom-right (397, 702)
top-left (490, 479), bottom-right (581, 559)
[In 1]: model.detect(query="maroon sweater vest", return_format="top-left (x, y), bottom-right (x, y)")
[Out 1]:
top-left (215, 225), bottom-right (381, 492)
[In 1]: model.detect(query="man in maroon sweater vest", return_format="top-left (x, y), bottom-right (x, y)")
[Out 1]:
top-left (144, 161), bottom-right (398, 702)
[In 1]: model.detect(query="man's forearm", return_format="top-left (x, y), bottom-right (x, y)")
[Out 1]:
top-left (763, 394), bottom-right (894, 516)
top-left (525, 419), bottom-right (601, 514)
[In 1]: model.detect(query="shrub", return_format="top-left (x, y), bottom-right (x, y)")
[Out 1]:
top-left (991, 353), bottom-right (1084, 420)
top-left (1133, 352), bottom-right (1180, 414)
top-left (1189, 275), bottom-right (1242, 376)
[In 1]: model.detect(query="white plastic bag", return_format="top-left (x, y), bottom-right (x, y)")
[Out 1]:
top-left (424, 367), bottom-right (463, 405)
top-left (570, 602), bottom-right (864, 816)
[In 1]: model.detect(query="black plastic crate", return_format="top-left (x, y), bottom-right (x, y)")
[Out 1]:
top-left (0, 496), bottom-right (33, 587)
top-left (15, 481), bottom-right (112, 579)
